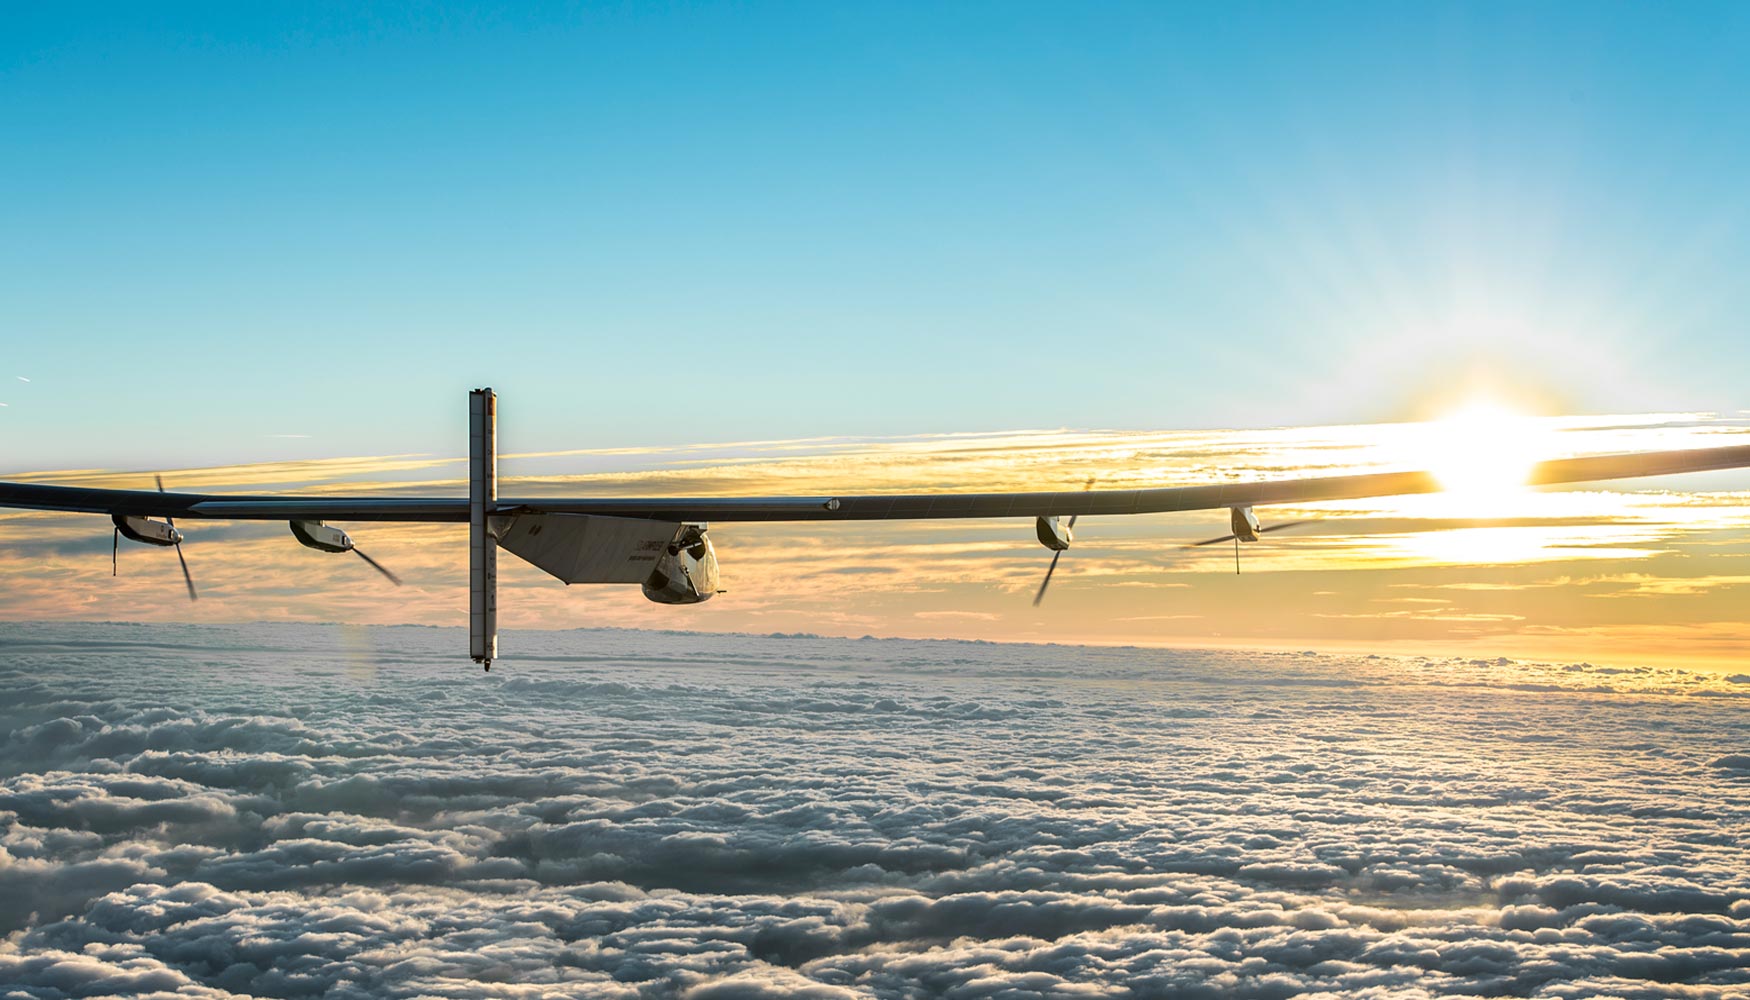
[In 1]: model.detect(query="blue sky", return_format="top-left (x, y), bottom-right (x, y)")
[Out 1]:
top-left (4, 3), bottom-right (1750, 469)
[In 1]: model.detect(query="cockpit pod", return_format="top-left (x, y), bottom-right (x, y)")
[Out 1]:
top-left (641, 524), bottom-right (719, 604)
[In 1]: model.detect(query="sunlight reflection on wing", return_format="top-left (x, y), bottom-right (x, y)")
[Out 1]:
top-left (1424, 399), bottom-right (1547, 501)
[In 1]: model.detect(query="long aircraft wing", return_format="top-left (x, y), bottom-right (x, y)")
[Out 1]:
top-left (6, 443), bottom-right (1750, 523)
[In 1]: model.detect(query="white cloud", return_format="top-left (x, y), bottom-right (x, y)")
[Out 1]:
top-left (0, 622), bottom-right (1746, 997)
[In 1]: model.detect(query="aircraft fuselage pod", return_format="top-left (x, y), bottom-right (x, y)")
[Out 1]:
top-left (642, 526), bottom-right (720, 604)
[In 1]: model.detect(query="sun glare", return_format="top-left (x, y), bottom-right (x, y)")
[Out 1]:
top-left (1425, 399), bottom-right (1547, 499)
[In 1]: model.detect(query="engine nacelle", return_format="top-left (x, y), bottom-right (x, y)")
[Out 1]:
top-left (642, 525), bottom-right (720, 605)
top-left (290, 520), bottom-right (354, 553)
top-left (1230, 505), bottom-right (1261, 543)
top-left (112, 514), bottom-right (181, 546)
top-left (1035, 515), bottom-right (1073, 551)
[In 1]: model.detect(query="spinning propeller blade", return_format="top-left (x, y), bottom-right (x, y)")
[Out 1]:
top-left (1184, 520), bottom-right (1315, 575)
top-left (353, 548), bottom-right (402, 585)
top-left (174, 542), bottom-right (197, 600)
top-left (1032, 477), bottom-right (1095, 606)
top-left (159, 475), bottom-right (198, 601)
top-left (1187, 520), bottom-right (1314, 548)
top-left (1032, 550), bottom-right (1063, 607)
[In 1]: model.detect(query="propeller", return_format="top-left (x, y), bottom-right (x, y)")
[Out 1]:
top-left (158, 475), bottom-right (198, 600)
top-left (1032, 477), bottom-right (1096, 607)
top-left (289, 519), bottom-right (403, 585)
top-left (1033, 549), bottom-right (1066, 607)
top-left (1187, 520), bottom-right (1313, 574)
top-left (352, 548), bottom-right (402, 585)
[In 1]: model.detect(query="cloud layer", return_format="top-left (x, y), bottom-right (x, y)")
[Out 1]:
top-left (1, 622), bottom-right (1746, 997)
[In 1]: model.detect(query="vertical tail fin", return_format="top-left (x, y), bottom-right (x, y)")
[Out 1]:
top-left (469, 388), bottom-right (497, 670)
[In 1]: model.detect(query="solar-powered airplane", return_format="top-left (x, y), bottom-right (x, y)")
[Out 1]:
top-left (5, 389), bottom-right (1750, 671)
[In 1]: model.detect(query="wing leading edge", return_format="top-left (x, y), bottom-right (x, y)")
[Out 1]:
top-left (5, 442), bottom-right (1750, 523)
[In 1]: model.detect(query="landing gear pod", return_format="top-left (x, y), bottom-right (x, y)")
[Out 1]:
top-left (642, 525), bottom-right (720, 605)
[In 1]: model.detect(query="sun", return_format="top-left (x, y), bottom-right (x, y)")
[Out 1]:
top-left (1424, 398), bottom-right (1548, 499)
